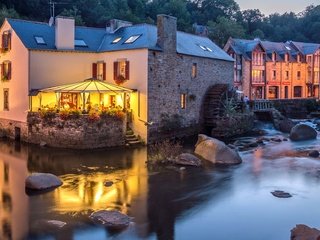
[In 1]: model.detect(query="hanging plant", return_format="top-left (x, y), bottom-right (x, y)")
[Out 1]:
top-left (114, 75), bottom-right (127, 85)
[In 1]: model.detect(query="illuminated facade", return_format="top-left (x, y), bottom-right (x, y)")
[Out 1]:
top-left (0, 15), bottom-right (233, 144)
top-left (224, 38), bottom-right (320, 100)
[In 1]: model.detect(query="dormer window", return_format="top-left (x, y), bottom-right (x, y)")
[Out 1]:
top-left (272, 52), bottom-right (276, 62)
top-left (297, 54), bottom-right (301, 63)
top-left (124, 35), bottom-right (141, 44)
top-left (285, 53), bottom-right (289, 62)
top-left (1, 31), bottom-right (11, 52)
top-left (75, 39), bottom-right (87, 47)
top-left (34, 36), bottom-right (46, 45)
top-left (112, 37), bottom-right (122, 44)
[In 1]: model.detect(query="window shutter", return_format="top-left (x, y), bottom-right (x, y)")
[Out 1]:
top-left (113, 62), bottom-right (118, 80)
top-left (7, 32), bottom-right (11, 50)
top-left (7, 62), bottom-right (11, 80)
top-left (92, 63), bottom-right (97, 79)
top-left (1, 33), bottom-right (4, 50)
top-left (103, 62), bottom-right (106, 80)
top-left (125, 61), bottom-right (129, 80)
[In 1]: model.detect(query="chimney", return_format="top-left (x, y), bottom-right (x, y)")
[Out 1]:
top-left (106, 19), bottom-right (132, 33)
top-left (55, 16), bottom-right (75, 50)
top-left (157, 14), bottom-right (177, 53)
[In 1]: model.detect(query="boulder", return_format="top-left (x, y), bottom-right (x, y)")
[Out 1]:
top-left (290, 124), bottom-right (318, 141)
top-left (90, 210), bottom-right (130, 229)
top-left (309, 150), bottom-right (320, 158)
top-left (291, 224), bottom-right (320, 240)
top-left (175, 153), bottom-right (202, 167)
top-left (278, 119), bottom-right (296, 133)
top-left (195, 134), bottom-right (242, 165)
top-left (25, 173), bottom-right (62, 190)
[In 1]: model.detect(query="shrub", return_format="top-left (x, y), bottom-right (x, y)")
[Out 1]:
top-left (148, 139), bottom-right (183, 163)
top-left (160, 113), bottom-right (183, 132)
top-left (59, 109), bottom-right (70, 120)
top-left (39, 108), bottom-right (56, 120)
top-left (88, 110), bottom-right (100, 122)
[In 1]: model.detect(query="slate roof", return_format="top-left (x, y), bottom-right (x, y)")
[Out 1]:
top-left (228, 38), bottom-right (263, 60)
top-left (287, 41), bottom-right (320, 55)
top-left (6, 18), bottom-right (233, 62)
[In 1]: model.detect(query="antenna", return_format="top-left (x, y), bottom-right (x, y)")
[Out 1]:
top-left (48, 0), bottom-right (70, 24)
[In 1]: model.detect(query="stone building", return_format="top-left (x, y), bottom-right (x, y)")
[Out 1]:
top-left (0, 14), bottom-right (233, 147)
top-left (224, 37), bottom-right (320, 100)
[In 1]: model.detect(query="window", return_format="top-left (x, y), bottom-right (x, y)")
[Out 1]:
top-left (3, 89), bottom-right (9, 111)
top-left (268, 86), bottom-right (279, 99)
top-left (272, 52), bottom-right (276, 62)
top-left (180, 94), bottom-right (186, 109)
top-left (112, 37), bottom-right (122, 44)
top-left (293, 86), bottom-right (302, 98)
top-left (75, 39), bottom-right (87, 47)
top-left (1, 61), bottom-right (11, 81)
top-left (198, 44), bottom-right (212, 52)
top-left (272, 70), bottom-right (276, 79)
top-left (285, 46), bottom-right (291, 51)
top-left (34, 36), bottom-right (46, 45)
top-left (192, 63), bottom-right (197, 78)
top-left (307, 55), bottom-right (312, 64)
top-left (285, 71), bottom-right (289, 79)
top-left (1, 31), bottom-right (11, 52)
top-left (124, 35), bottom-right (141, 44)
top-left (285, 54), bottom-right (289, 62)
top-left (251, 70), bottom-right (265, 83)
top-left (297, 54), bottom-right (301, 63)
top-left (297, 71), bottom-right (301, 79)
top-left (92, 62), bottom-right (106, 80)
top-left (114, 60), bottom-right (129, 82)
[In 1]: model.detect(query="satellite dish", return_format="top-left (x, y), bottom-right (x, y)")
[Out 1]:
top-left (48, 17), bottom-right (54, 26)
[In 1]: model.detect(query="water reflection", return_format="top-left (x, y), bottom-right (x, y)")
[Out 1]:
top-left (0, 139), bottom-right (225, 240)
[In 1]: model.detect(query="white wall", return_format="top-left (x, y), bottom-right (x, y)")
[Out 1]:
top-left (0, 20), bottom-right (29, 122)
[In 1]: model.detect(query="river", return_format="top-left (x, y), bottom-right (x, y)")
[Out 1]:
top-left (0, 122), bottom-right (320, 240)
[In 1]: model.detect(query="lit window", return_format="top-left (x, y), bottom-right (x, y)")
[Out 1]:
top-left (124, 35), bottom-right (141, 44)
top-left (75, 39), bottom-right (87, 47)
top-left (34, 36), bottom-right (46, 45)
top-left (112, 37), bottom-right (122, 44)
top-left (180, 94), bottom-right (186, 109)
top-left (192, 63), bottom-right (197, 78)
top-left (3, 89), bottom-right (9, 111)
top-left (114, 60), bottom-right (129, 83)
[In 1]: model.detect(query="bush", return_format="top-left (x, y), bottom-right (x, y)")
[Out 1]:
top-left (148, 139), bottom-right (183, 163)
top-left (160, 113), bottom-right (183, 132)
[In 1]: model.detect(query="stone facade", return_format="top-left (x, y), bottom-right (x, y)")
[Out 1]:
top-left (0, 113), bottom-right (126, 149)
top-left (147, 51), bottom-right (233, 142)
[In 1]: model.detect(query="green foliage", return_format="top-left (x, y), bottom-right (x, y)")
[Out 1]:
top-left (221, 96), bottom-right (237, 116)
top-left (0, 6), bottom-right (19, 25)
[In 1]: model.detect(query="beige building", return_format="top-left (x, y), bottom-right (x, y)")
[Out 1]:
top-left (0, 15), bottom-right (233, 147)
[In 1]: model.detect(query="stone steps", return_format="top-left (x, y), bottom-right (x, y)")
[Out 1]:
top-left (125, 129), bottom-right (142, 147)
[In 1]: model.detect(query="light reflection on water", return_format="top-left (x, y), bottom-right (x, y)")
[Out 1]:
top-left (0, 127), bottom-right (320, 240)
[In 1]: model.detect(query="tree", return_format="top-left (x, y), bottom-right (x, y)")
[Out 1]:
top-left (207, 16), bottom-right (245, 47)
top-left (0, 6), bottom-right (19, 25)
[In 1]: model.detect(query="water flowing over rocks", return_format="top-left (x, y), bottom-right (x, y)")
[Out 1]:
top-left (290, 124), bottom-right (318, 141)
top-left (25, 173), bottom-right (62, 190)
top-left (291, 224), bottom-right (320, 240)
top-left (195, 134), bottom-right (242, 165)
top-left (175, 153), bottom-right (202, 167)
top-left (90, 210), bottom-right (131, 229)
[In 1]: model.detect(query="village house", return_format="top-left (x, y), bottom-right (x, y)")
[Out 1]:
top-left (224, 38), bottom-right (320, 100)
top-left (0, 15), bottom-right (233, 148)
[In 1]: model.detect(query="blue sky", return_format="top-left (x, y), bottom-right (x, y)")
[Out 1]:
top-left (236, 0), bottom-right (316, 15)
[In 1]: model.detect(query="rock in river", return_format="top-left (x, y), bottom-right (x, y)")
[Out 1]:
top-left (290, 124), bottom-right (317, 141)
top-left (291, 224), bottom-right (320, 240)
top-left (90, 210), bottom-right (131, 229)
top-left (195, 134), bottom-right (242, 165)
top-left (309, 150), bottom-right (320, 158)
top-left (175, 153), bottom-right (202, 167)
top-left (271, 190), bottom-right (292, 198)
top-left (25, 173), bottom-right (62, 190)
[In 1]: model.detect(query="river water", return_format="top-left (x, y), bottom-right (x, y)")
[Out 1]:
top-left (0, 122), bottom-right (320, 240)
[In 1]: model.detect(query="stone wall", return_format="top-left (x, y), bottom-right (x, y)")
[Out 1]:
top-left (272, 98), bottom-right (317, 118)
top-left (147, 50), bottom-right (233, 143)
top-left (0, 112), bottom-right (126, 149)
